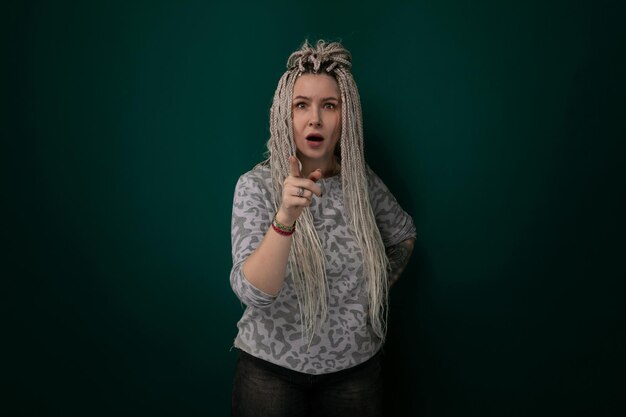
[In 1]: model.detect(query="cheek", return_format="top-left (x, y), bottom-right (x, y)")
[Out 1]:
top-left (291, 114), bottom-right (304, 133)
top-left (334, 114), bottom-right (342, 137)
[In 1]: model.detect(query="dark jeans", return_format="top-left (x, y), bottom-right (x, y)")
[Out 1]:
top-left (231, 350), bottom-right (383, 417)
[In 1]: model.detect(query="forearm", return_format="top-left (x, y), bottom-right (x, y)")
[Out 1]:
top-left (386, 238), bottom-right (415, 286)
top-left (239, 157), bottom-right (322, 297)
top-left (241, 219), bottom-right (293, 296)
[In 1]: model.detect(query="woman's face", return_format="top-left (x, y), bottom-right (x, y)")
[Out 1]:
top-left (291, 73), bottom-right (341, 167)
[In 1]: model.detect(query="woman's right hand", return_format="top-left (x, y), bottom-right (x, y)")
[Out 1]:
top-left (275, 156), bottom-right (323, 226)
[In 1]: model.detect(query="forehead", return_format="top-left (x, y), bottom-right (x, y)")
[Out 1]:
top-left (293, 73), bottom-right (340, 98)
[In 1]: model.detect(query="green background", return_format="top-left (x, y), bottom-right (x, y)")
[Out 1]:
top-left (6, 0), bottom-right (625, 416)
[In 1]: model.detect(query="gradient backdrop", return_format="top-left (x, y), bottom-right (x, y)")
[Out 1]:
top-left (6, 0), bottom-right (625, 416)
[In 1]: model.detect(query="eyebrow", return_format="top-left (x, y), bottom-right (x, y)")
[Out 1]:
top-left (293, 95), bottom-right (340, 102)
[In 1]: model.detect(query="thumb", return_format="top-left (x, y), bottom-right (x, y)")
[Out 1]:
top-left (308, 169), bottom-right (322, 182)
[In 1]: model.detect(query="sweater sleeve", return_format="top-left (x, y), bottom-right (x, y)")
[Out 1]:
top-left (367, 166), bottom-right (417, 247)
top-left (229, 171), bottom-right (279, 308)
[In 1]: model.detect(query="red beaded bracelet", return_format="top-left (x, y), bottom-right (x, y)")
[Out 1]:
top-left (271, 222), bottom-right (295, 236)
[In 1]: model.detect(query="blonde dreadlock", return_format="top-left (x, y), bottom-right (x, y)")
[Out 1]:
top-left (259, 40), bottom-right (390, 345)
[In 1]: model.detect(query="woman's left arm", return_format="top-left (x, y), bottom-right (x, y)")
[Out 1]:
top-left (386, 238), bottom-right (415, 287)
top-left (366, 166), bottom-right (417, 286)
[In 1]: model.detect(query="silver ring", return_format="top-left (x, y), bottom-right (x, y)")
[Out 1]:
top-left (297, 187), bottom-right (304, 198)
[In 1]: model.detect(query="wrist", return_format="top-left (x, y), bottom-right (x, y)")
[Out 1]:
top-left (275, 210), bottom-right (296, 227)
top-left (272, 212), bottom-right (296, 236)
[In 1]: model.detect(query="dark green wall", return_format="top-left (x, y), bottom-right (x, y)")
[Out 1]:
top-left (6, 0), bottom-right (625, 416)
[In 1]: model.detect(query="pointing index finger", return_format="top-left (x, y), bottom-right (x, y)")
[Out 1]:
top-left (289, 156), bottom-right (301, 178)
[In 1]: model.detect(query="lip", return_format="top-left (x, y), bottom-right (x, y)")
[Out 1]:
top-left (305, 134), bottom-right (324, 149)
top-left (306, 133), bottom-right (324, 142)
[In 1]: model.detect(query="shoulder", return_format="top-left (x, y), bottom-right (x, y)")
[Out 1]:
top-left (365, 165), bottom-right (389, 193)
top-left (234, 163), bottom-right (274, 203)
top-left (365, 164), bottom-right (401, 211)
top-left (237, 163), bottom-right (272, 188)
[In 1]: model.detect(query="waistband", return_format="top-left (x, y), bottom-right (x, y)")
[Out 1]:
top-left (237, 348), bottom-right (382, 380)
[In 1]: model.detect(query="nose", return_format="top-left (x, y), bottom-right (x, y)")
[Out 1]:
top-left (308, 107), bottom-right (322, 127)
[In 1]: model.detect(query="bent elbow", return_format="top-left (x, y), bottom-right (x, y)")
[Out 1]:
top-left (230, 263), bottom-right (279, 308)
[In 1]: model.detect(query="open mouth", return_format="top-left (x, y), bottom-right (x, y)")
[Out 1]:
top-left (306, 134), bottom-right (324, 142)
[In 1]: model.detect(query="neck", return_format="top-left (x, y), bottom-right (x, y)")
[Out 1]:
top-left (298, 154), bottom-right (340, 178)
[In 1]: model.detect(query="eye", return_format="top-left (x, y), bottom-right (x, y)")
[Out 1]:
top-left (294, 102), bottom-right (307, 109)
top-left (324, 103), bottom-right (336, 109)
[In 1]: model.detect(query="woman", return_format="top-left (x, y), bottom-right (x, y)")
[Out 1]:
top-left (230, 40), bottom-right (416, 417)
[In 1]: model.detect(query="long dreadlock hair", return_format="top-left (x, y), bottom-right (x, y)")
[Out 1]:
top-left (258, 39), bottom-right (390, 345)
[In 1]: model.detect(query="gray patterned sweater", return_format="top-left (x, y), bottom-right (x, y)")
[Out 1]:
top-left (230, 164), bottom-right (416, 375)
